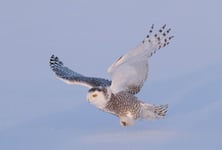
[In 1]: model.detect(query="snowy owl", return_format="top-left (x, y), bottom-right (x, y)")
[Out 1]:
top-left (49, 24), bottom-right (173, 127)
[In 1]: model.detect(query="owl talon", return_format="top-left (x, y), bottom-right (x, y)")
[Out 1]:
top-left (121, 121), bottom-right (127, 127)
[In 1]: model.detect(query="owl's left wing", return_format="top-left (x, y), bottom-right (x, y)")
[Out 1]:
top-left (108, 25), bottom-right (173, 94)
top-left (50, 55), bottom-right (111, 88)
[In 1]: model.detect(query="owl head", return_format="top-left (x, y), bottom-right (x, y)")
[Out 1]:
top-left (86, 86), bottom-right (112, 109)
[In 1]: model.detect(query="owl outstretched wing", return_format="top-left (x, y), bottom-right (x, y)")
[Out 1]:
top-left (50, 55), bottom-right (111, 88)
top-left (108, 24), bottom-right (173, 94)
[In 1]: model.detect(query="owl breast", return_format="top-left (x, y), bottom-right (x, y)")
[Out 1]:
top-left (104, 91), bottom-right (141, 119)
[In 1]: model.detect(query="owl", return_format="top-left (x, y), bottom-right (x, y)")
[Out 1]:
top-left (50, 24), bottom-right (173, 127)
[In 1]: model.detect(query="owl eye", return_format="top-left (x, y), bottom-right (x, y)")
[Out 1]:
top-left (92, 93), bottom-right (97, 97)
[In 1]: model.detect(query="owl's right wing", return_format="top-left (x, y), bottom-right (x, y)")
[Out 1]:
top-left (108, 25), bottom-right (173, 94)
top-left (49, 55), bottom-right (111, 88)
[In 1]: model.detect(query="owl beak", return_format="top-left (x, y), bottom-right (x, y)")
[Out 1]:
top-left (86, 94), bottom-right (90, 102)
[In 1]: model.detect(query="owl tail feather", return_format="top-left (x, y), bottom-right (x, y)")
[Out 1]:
top-left (140, 103), bottom-right (168, 120)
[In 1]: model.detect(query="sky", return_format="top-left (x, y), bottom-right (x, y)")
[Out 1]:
top-left (0, 0), bottom-right (222, 150)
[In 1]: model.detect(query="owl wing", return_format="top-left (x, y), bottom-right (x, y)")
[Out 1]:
top-left (108, 25), bottom-right (173, 94)
top-left (50, 55), bottom-right (111, 88)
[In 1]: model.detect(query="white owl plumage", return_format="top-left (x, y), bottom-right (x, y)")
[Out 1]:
top-left (50, 24), bottom-right (173, 127)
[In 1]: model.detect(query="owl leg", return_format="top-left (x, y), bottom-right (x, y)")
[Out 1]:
top-left (119, 112), bottom-right (135, 127)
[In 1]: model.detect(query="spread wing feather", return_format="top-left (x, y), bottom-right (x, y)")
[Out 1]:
top-left (108, 24), bottom-right (173, 94)
top-left (50, 55), bottom-right (111, 88)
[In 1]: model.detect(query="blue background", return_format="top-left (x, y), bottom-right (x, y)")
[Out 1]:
top-left (0, 0), bottom-right (221, 149)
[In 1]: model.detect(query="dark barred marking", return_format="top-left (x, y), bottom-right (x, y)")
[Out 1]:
top-left (149, 24), bottom-right (154, 33)
top-left (169, 36), bottom-right (174, 40)
top-left (153, 104), bottom-right (168, 116)
top-left (162, 24), bottom-right (166, 29)
top-left (49, 55), bottom-right (112, 88)
top-left (167, 28), bottom-right (171, 33)
top-left (127, 85), bottom-right (141, 95)
top-left (105, 92), bottom-right (141, 119)
top-left (89, 87), bottom-right (101, 92)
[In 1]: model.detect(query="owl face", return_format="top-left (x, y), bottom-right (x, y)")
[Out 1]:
top-left (86, 87), bottom-right (111, 109)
